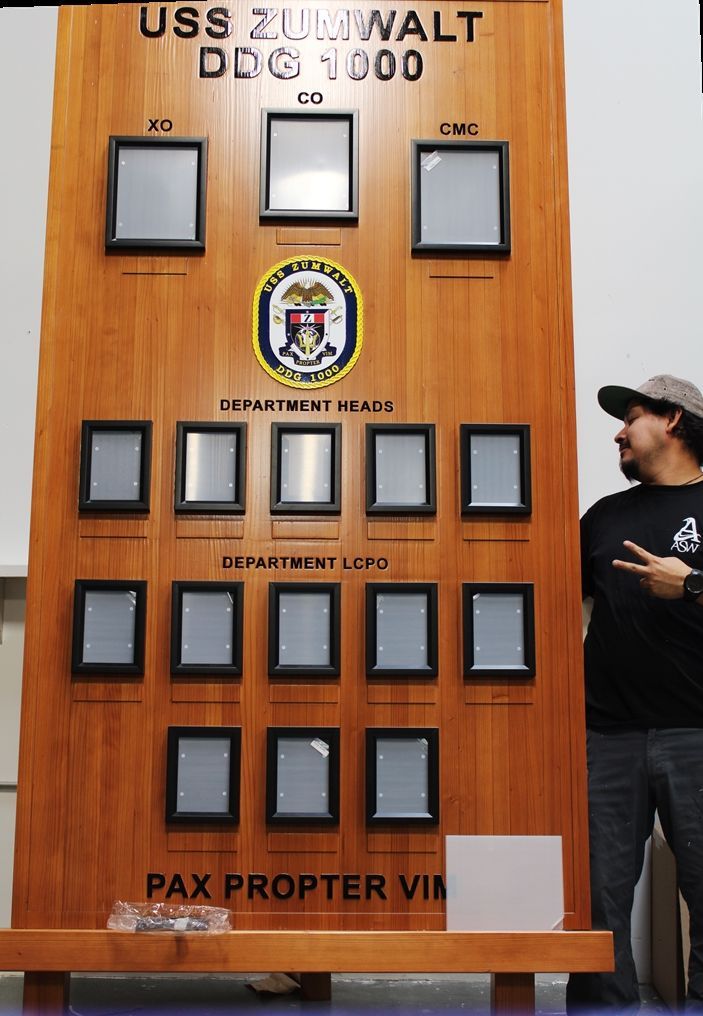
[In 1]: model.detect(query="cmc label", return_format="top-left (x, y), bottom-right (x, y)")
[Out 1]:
top-left (253, 256), bottom-right (363, 390)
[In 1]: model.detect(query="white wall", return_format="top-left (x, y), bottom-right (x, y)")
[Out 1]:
top-left (0, 6), bottom-right (57, 575)
top-left (563, 0), bottom-right (703, 511)
top-left (0, 1), bottom-right (701, 952)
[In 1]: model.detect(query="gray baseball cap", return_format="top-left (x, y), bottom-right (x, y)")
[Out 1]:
top-left (598, 374), bottom-right (703, 421)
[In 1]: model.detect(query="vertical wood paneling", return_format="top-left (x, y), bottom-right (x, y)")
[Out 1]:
top-left (13, 0), bottom-right (589, 933)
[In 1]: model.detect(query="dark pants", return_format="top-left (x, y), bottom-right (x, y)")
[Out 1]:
top-left (567, 728), bottom-right (703, 1014)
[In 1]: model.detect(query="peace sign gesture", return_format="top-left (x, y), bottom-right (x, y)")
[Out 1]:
top-left (612, 540), bottom-right (692, 599)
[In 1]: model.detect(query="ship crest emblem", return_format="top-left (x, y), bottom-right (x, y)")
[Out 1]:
top-left (253, 257), bottom-right (363, 389)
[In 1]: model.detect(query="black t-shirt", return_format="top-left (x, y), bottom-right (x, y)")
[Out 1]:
top-left (581, 482), bottom-right (703, 728)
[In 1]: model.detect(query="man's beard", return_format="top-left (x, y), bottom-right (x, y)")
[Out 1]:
top-left (619, 455), bottom-right (641, 482)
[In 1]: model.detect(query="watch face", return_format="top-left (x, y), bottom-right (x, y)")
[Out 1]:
top-left (685, 570), bottom-right (703, 599)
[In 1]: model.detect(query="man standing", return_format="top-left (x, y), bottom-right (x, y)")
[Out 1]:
top-left (567, 375), bottom-right (703, 1013)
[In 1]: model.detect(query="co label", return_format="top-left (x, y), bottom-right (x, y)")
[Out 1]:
top-left (298, 91), bottom-right (323, 105)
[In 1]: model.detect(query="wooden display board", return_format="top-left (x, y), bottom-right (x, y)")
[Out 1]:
top-left (13, 1), bottom-right (589, 934)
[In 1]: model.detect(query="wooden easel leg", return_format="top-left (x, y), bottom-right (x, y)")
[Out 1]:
top-left (298, 973), bottom-right (332, 1001)
top-left (23, 972), bottom-right (70, 1015)
top-left (491, 973), bottom-right (535, 1015)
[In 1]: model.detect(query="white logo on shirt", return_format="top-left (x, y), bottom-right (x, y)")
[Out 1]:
top-left (672, 517), bottom-right (702, 554)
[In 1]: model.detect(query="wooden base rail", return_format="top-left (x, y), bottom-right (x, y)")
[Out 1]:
top-left (0, 929), bottom-right (613, 1015)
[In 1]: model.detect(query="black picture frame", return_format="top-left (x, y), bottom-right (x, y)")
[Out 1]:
top-left (105, 136), bottom-right (207, 250)
top-left (271, 423), bottom-right (341, 514)
top-left (170, 582), bottom-right (244, 676)
top-left (462, 582), bottom-right (536, 678)
top-left (71, 579), bottom-right (147, 675)
top-left (366, 583), bottom-right (438, 678)
top-left (411, 140), bottom-right (510, 254)
top-left (166, 726), bottom-right (241, 824)
top-left (174, 422), bottom-right (247, 514)
top-left (266, 727), bottom-right (340, 825)
top-left (78, 420), bottom-right (152, 513)
top-left (365, 728), bottom-right (439, 826)
top-left (366, 424), bottom-right (436, 515)
top-left (260, 109), bottom-right (359, 220)
top-left (460, 424), bottom-right (531, 515)
top-left (268, 582), bottom-right (341, 677)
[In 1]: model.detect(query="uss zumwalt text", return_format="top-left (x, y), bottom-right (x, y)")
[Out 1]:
top-left (139, 7), bottom-right (484, 83)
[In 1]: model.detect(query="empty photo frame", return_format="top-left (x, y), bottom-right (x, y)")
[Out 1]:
top-left (166, 726), bottom-right (241, 824)
top-left (268, 583), bottom-right (340, 677)
top-left (271, 423), bottom-right (341, 514)
top-left (171, 582), bottom-right (244, 676)
top-left (366, 583), bottom-right (438, 677)
top-left (411, 140), bottom-right (510, 253)
top-left (106, 136), bottom-right (207, 250)
top-left (72, 580), bottom-right (147, 675)
top-left (462, 583), bottom-right (536, 678)
top-left (260, 109), bottom-right (358, 219)
top-left (460, 424), bottom-right (531, 515)
top-left (266, 727), bottom-right (340, 824)
top-left (366, 728), bottom-right (439, 825)
top-left (366, 424), bottom-right (436, 515)
top-left (78, 420), bottom-right (152, 512)
top-left (174, 423), bottom-right (247, 514)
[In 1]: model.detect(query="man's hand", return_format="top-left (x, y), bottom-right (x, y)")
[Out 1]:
top-left (612, 540), bottom-right (691, 599)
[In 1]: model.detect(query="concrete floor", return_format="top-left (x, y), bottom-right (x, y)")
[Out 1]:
top-left (0, 974), bottom-right (670, 1016)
